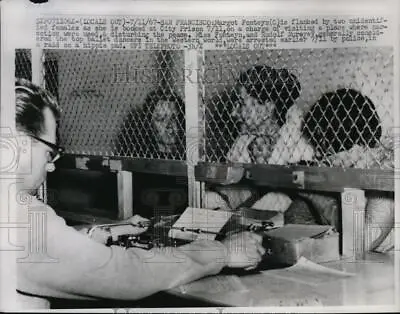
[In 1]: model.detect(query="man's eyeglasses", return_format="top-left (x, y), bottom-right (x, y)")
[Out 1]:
top-left (31, 135), bottom-right (65, 163)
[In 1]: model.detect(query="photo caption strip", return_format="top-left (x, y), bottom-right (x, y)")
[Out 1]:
top-left (35, 15), bottom-right (392, 50)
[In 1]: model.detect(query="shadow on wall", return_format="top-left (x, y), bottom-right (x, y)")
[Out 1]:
top-left (46, 168), bottom-right (119, 220)
top-left (46, 168), bottom-right (189, 222)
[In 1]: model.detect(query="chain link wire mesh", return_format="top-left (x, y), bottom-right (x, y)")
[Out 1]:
top-left (203, 47), bottom-right (394, 170)
top-left (42, 49), bottom-right (185, 160)
top-left (13, 47), bottom-right (394, 251)
top-left (26, 47), bottom-right (395, 170)
top-left (15, 49), bottom-right (32, 81)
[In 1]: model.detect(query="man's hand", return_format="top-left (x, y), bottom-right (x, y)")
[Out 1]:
top-left (220, 231), bottom-right (265, 270)
top-left (121, 214), bottom-right (151, 232)
top-left (88, 215), bottom-right (151, 244)
top-left (107, 215), bottom-right (151, 241)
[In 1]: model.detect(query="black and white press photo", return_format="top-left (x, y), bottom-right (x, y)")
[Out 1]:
top-left (0, 0), bottom-right (398, 312)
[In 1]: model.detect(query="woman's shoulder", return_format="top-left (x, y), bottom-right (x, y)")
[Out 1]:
top-left (285, 105), bottom-right (304, 125)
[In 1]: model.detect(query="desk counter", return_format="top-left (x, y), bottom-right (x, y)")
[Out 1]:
top-left (169, 252), bottom-right (396, 307)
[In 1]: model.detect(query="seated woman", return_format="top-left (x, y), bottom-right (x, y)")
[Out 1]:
top-left (117, 89), bottom-right (188, 218)
top-left (207, 83), bottom-right (393, 253)
top-left (118, 89), bottom-right (185, 160)
top-left (276, 88), bottom-right (394, 252)
top-left (204, 65), bottom-right (302, 212)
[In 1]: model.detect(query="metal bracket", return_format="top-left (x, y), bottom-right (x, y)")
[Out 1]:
top-left (222, 166), bottom-right (245, 185)
top-left (75, 156), bottom-right (90, 170)
top-left (109, 159), bottom-right (122, 171)
top-left (292, 170), bottom-right (305, 189)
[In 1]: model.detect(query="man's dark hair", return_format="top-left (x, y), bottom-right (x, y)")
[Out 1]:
top-left (15, 78), bottom-right (61, 138)
top-left (302, 88), bottom-right (382, 155)
top-left (237, 65), bottom-right (301, 126)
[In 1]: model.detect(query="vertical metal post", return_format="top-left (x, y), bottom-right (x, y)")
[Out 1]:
top-left (184, 50), bottom-right (201, 208)
top-left (31, 48), bottom-right (44, 86)
top-left (117, 170), bottom-right (133, 220)
top-left (198, 50), bottom-right (206, 208)
top-left (341, 188), bottom-right (366, 260)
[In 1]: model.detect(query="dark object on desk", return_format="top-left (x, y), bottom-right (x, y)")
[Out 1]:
top-left (263, 224), bottom-right (340, 266)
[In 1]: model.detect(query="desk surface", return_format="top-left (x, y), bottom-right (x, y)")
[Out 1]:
top-left (169, 252), bottom-right (396, 307)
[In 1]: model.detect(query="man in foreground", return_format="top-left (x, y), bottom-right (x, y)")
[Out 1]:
top-left (13, 79), bottom-right (264, 308)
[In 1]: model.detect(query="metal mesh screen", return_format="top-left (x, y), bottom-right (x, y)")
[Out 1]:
top-left (42, 49), bottom-right (185, 160)
top-left (39, 47), bottom-right (394, 170)
top-left (203, 47), bottom-right (394, 170)
top-left (15, 49), bottom-right (32, 81)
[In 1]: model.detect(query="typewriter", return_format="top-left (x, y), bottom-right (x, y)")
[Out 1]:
top-left (87, 207), bottom-right (280, 250)
top-left (88, 207), bottom-right (339, 271)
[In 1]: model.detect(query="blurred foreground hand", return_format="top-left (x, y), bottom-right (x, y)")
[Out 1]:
top-left (220, 231), bottom-right (265, 270)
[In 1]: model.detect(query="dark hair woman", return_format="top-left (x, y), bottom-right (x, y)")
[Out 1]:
top-left (228, 65), bottom-right (301, 164)
top-left (117, 89), bottom-right (185, 160)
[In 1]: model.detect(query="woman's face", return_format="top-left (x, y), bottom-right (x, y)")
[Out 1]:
top-left (232, 87), bottom-right (275, 133)
top-left (151, 100), bottom-right (179, 146)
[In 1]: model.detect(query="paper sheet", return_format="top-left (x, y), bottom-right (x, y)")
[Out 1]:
top-left (260, 256), bottom-right (355, 286)
top-left (178, 275), bottom-right (247, 295)
top-left (238, 272), bottom-right (327, 306)
top-left (168, 207), bottom-right (232, 241)
top-left (265, 224), bottom-right (335, 240)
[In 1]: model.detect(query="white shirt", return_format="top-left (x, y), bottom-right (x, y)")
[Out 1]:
top-left (16, 194), bottom-right (228, 305)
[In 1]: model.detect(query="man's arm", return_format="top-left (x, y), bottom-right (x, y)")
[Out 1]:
top-left (73, 215), bottom-right (150, 244)
top-left (17, 200), bottom-right (228, 301)
top-left (17, 202), bottom-right (227, 300)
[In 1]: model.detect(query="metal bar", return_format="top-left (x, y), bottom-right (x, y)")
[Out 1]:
top-left (195, 162), bottom-right (394, 192)
top-left (184, 49), bottom-right (201, 207)
top-left (197, 49), bottom-right (206, 208)
top-left (121, 158), bottom-right (187, 177)
top-left (31, 48), bottom-right (44, 86)
top-left (341, 188), bottom-right (366, 259)
top-left (117, 171), bottom-right (133, 220)
top-left (54, 154), bottom-right (188, 176)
